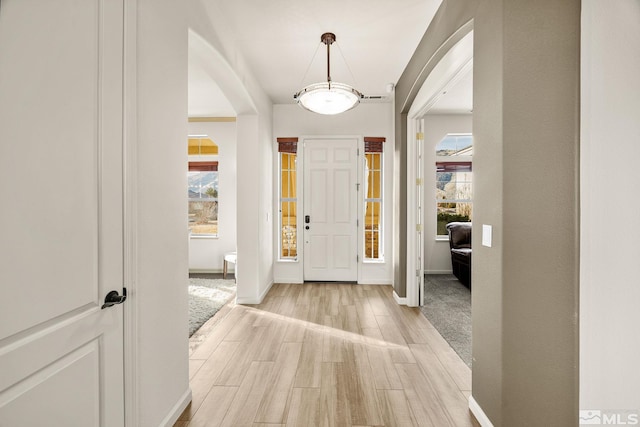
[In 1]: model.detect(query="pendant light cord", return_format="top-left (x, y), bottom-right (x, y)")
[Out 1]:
top-left (298, 42), bottom-right (322, 87)
top-left (335, 42), bottom-right (359, 87)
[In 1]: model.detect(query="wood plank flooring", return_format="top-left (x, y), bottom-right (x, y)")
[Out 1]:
top-left (177, 283), bottom-right (479, 427)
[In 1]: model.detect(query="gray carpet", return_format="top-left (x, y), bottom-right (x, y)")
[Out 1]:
top-left (188, 278), bottom-right (236, 337)
top-left (420, 274), bottom-right (472, 367)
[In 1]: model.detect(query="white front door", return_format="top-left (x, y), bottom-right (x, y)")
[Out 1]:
top-left (303, 139), bottom-right (358, 281)
top-left (0, 1), bottom-right (125, 425)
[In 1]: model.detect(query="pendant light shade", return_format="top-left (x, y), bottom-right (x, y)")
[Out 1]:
top-left (294, 33), bottom-right (363, 115)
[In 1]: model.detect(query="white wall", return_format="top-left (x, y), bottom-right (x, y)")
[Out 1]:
top-left (189, 0), bottom-right (274, 304)
top-left (423, 114), bottom-right (472, 273)
top-left (581, 0), bottom-right (640, 413)
top-left (235, 113), bottom-right (275, 303)
top-left (135, 0), bottom-right (190, 425)
top-left (273, 103), bottom-right (394, 284)
top-left (188, 121), bottom-right (237, 273)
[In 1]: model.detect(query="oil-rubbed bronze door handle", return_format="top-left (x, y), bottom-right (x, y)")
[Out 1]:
top-left (101, 288), bottom-right (127, 309)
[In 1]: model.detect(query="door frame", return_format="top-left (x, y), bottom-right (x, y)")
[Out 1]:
top-left (123, 0), bottom-right (139, 423)
top-left (298, 135), bottom-right (363, 283)
top-left (405, 34), bottom-right (474, 307)
top-left (406, 119), bottom-right (425, 307)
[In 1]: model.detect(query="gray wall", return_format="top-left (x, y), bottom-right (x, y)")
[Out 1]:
top-left (499, 2), bottom-right (580, 425)
top-left (395, 0), bottom-right (580, 425)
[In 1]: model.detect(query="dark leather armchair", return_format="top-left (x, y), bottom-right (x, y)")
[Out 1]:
top-left (446, 222), bottom-right (472, 288)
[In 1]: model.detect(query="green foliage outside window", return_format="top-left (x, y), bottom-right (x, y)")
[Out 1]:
top-left (437, 211), bottom-right (471, 236)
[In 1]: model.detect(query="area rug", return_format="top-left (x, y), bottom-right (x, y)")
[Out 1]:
top-left (188, 278), bottom-right (236, 337)
top-left (420, 274), bottom-right (472, 367)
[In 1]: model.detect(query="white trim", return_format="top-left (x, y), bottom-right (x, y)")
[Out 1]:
top-left (123, 0), bottom-right (139, 424)
top-left (189, 234), bottom-right (220, 240)
top-left (469, 396), bottom-right (494, 427)
top-left (236, 280), bottom-right (274, 304)
top-left (361, 280), bottom-right (393, 286)
top-left (406, 117), bottom-right (427, 308)
top-left (159, 388), bottom-right (192, 427)
top-left (425, 269), bottom-right (453, 274)
top-left (393, 290), bottom-right (408, 305)
top-left (273, 277), bottom-right (304, 284)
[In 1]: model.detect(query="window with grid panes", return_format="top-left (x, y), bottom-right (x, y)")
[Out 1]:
top-left (364, 137), bottom-right (385, 260)
top-left (435, 134), bottom-right (472, 237)
top-left (278, 138), bottom-right (298, 259)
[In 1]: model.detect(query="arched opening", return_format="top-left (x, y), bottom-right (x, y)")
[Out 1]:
top-left (406, 27), bottom-right (474, 368)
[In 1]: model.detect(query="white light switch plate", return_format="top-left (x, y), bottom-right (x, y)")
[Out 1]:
top-left (482, 224), bottom-right (493, 247)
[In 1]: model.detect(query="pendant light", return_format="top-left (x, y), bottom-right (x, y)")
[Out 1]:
top-left (294, 33), bottom-right (363, 115)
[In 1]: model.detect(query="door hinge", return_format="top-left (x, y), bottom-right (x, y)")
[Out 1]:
top-left (416, 224), bottom-right (423, 232)
top-left (416, 269), bottom-right (421, 277)
top-left (357, 254), bottom-right (360, 263)
top-left (416, 178), bottom-right (423, 186)
top-left (356, 219), bottom-right (359, 227)
top-left (416, 132), bottom-right (424, 140)
top-left (357, 148), bottom-right (360, 156)
top-left (356, 183), bottom-right (360, 191)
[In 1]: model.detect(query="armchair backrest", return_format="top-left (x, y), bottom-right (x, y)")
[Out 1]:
top-left (446, 222), bottom-right (472, 249)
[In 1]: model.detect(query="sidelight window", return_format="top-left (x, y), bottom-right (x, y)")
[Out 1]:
top-left (278, 138), bottom-right (298, 260)
top-left (364, 137), bottom-right (385, 260)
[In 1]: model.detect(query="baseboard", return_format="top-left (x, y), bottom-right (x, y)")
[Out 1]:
top-left (273, 277), bottom-right (303, 284)
top-left (188, 268), bottom-right (224, 274)
top-left (359, 280), bottom-right (392, 285)
top-left (469, 396), bottom-right (494, 427)
top-left (425, 269), bottom-right (453, 274)
top-left (393, 290), bottom-right (407, 305)
top-left (160, 388), bottom-right (192, 427)
top-left (257, 280), bottom-right (274, 303)
top-left (236, 280), bottom-right (274, 304)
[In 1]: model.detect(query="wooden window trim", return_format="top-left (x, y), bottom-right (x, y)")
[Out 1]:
top-left (364, 136), bottom-right (385, 153)
top-left (188, 161), bottom-right (218, 172)
top-left (277, 137), bottom-right (298, 154)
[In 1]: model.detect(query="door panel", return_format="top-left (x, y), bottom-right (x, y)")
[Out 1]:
top-left (0, 342), bottom-right (100, 426)
top-left (333, 235), bottom-right (352, 269)
top-left (310, 169), bottom-right (328, 223)
top-left (0, 0), bottom-right (125, 425)
top-left (334, 169), bottom-right (351, 222)
top-left (303, 139), bottom-right (358, 281)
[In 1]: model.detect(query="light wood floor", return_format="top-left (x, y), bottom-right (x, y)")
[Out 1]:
top-left (176, 283), bottom-right (479, 427)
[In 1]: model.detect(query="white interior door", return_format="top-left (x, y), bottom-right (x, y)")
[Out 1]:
top-left (406, 118), bottom-right (425, 306)
top-left (416, 120), bottom-right (425, 305)
top-left (0, 1), bottom-right (125, 425)
top-left (303, 138), bottom-right (358, 281)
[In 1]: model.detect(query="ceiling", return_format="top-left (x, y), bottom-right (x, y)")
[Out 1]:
top-left (188, 0), bottom-right (472, 117)
top-left (428, 68), bottom-right (473, 114)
